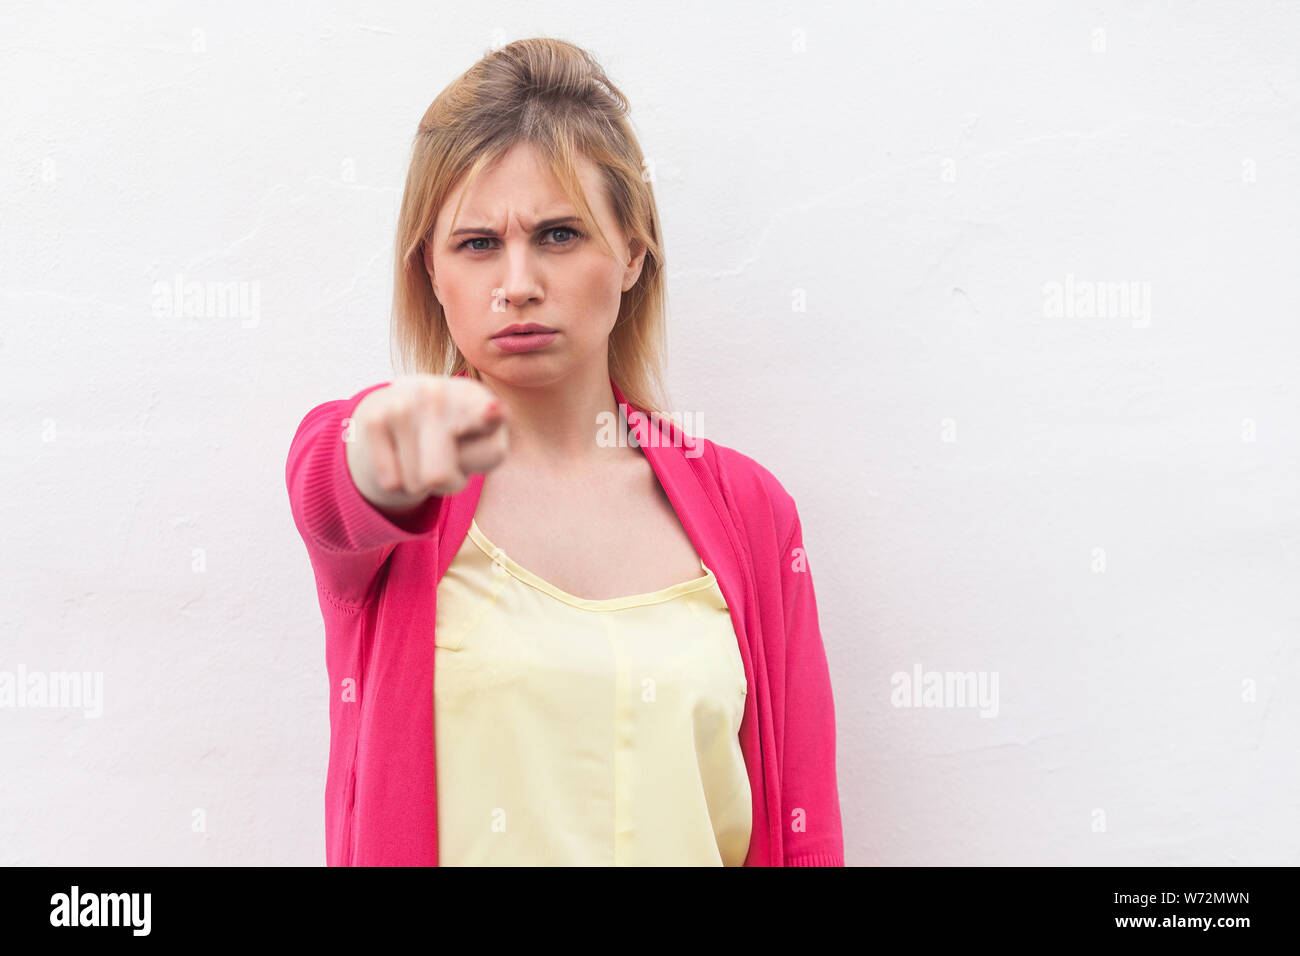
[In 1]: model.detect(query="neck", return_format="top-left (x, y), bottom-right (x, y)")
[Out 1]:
top-left (476, 363), bottom-right (633, 475)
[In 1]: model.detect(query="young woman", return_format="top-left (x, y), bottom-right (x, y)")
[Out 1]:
top-left (286, 37), bottom-right (843, 866)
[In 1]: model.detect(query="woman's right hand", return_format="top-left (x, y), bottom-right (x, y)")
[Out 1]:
top-left (345, 374), bottom-right (509, 515)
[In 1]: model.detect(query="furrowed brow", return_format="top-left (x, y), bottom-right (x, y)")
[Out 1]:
top-left (450, 216), bottom-right (583, 238)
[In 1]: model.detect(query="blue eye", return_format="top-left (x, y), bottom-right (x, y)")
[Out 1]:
top-left (546, 226), bottom-right (583, 244)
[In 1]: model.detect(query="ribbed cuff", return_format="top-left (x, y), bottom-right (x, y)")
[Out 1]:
top-left (785, 852), bottom-right (844, 867)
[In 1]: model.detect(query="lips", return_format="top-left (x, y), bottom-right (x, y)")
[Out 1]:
top-left (493, 323), bottom-right (557, 338)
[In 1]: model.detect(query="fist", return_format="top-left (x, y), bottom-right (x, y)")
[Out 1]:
top-left (345, 374), bottom-right (508, 514)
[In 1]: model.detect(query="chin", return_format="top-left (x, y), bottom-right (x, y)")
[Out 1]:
top-left (481, 359), bottom-right (568, 388)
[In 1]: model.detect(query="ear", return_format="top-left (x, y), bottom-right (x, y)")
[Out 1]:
top-left (622, 237), bottom-right (647, 292)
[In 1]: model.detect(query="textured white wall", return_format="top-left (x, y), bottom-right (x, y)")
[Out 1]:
top-left (2, 1), bottom-right (1297, 865)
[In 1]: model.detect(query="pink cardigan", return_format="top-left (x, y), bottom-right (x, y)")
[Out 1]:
top-left (285, 374), bottom-right (844, 866)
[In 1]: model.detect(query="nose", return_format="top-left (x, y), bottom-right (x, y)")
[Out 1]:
top-left (494, 240), bottom-right (544, 310)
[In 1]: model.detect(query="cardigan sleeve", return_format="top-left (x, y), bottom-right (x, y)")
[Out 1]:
top-left (285, 382), bottom-right (446, 608)
top-left (777, 507), bottom-right (846, 866)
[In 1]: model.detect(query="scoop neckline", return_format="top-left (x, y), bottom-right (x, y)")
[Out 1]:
top-left (467, 518), bottom-right (716, 611)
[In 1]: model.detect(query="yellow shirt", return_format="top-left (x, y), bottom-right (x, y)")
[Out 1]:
top-left (433, 518), bottom-right (751, 866)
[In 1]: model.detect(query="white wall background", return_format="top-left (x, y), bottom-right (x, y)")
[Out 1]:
top-left (2, 1), bottom-right (1297, 866)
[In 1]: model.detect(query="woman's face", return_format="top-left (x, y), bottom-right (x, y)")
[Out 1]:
top-left (424, 142), bottom-right (646, 387)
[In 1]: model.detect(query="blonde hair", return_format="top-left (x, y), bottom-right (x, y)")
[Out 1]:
top-left (391, 37), bottom-right (670, 416)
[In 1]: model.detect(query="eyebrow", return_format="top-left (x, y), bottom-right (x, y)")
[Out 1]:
top-left (449, 216), bottom-right (583, 238)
